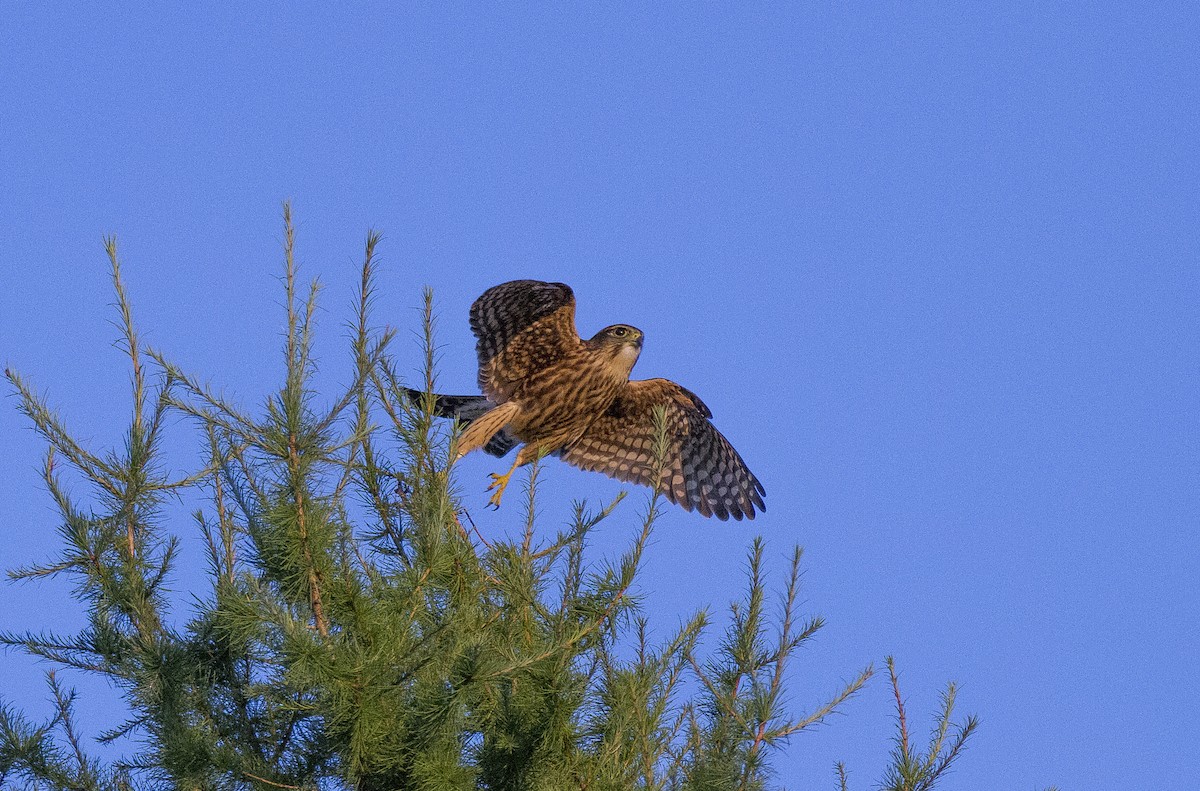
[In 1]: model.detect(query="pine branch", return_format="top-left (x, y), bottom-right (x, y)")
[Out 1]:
top-left (1, 210), bottom-right (1004, 790)
top-left (5, 369), bottom-right (124, 499)
top-left (878, 656), bottom-right (979, 791)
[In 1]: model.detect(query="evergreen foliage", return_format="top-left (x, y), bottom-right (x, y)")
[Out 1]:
top-left (3, 207), bottom-right (985, 790)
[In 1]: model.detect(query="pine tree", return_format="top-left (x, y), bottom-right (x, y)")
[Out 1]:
top-left (2, 206), bottom-right (986, 791)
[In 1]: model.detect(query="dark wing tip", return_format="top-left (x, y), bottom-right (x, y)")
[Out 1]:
top-left (472, 279), bottom-right (574, 309)
top-left (469, 280), bottom-right (577, 347)
top-left (701, 472), bottom-right (765, 522)
top-left (709, 491), bottom-right (730, 521)
top-left (483, 431), bottom-right (518, 458)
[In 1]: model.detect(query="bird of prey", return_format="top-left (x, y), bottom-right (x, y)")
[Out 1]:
top-left (412, 280), bottom-right (765, 520)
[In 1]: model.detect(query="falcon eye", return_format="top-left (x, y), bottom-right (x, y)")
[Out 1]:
top-left (613, 327), bottom-right (628, 337)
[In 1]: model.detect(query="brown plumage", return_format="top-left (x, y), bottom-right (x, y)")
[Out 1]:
top-left (414, 280), bottom-right (765, 520)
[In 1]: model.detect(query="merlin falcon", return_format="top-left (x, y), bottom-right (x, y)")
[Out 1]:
top-left (414, 280), bottom-right (765, 520)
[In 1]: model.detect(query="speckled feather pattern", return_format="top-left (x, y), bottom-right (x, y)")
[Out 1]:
top-left (558, 379), bottom-right (766, 520)
top-left (459, 279), bottom-right (765, 520)
top-left (470, 280), bottom-right (579, 403)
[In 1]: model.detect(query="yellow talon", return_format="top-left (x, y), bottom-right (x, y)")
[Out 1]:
top-left (486, 470), bottom-right (514, 509)
top-left (483, 449), bottom-right (531, 510)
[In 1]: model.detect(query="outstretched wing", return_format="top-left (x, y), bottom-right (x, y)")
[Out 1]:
top-left (469, 280), bottom-right (580, 402)
top-left (558, 379), bottom-right (766, 520)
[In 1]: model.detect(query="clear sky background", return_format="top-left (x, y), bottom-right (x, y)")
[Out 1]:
top-left (2, 4), bottom-right (1197, 789)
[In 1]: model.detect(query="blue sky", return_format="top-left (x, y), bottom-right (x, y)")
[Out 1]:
top-left (2, 4), bottom-right (1197, 788)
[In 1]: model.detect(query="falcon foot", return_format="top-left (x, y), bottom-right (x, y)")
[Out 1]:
top-left (486, 470), bottom-right (513, 509)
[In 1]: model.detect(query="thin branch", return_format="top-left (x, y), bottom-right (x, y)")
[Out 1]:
top-left (888, 656), bottom-right (910, 763)
top-left (244, 771), bottom-right (302, 789)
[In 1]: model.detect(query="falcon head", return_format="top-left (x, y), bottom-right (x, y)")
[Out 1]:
top-left (589, 324), bottom-right (644, 377)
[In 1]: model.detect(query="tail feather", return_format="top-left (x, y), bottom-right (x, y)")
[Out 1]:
top-left (403, 388), bottom-right (517, 457)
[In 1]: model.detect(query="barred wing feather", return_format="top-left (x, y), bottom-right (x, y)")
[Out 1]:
top-left (469, 280), bottom-right (580, 403)
top-left (559, 379), bottom-right (765, 520)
